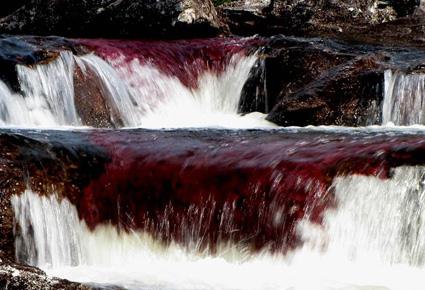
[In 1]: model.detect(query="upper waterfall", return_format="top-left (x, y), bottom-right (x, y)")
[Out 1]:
top-left (0, 38), bottom-right (274, 129)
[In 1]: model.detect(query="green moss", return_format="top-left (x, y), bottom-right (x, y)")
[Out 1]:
top-left (213, 0), bottom-right (235, 6)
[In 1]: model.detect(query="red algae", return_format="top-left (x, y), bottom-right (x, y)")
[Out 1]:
top-left (77, 38), bottom-right (265, 89)
top-left (76, 130), bottom-right (425, 253)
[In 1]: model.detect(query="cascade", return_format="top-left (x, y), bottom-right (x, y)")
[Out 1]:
top-left (4, 35), bottom-right (425, 290)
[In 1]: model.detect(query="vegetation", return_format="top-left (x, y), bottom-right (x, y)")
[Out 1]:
top-left (213, 0), bottom-right (235, 6)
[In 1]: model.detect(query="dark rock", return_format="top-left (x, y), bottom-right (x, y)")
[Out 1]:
top-left (0, 0), bottom-right (225, 39)
top-left (240, 35), bottom-right (425, 127)
top-left (239, 37), bottom-right (356, 114)
top-left (267, 54), bottom-right (385, 126)
top-left (240, 36), bottom-right (385, 126)
top-left (341, 16), bottom-right (425, 48)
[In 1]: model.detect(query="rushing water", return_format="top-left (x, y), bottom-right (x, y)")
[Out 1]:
top-left (4, 37), bottom-right (425, 290)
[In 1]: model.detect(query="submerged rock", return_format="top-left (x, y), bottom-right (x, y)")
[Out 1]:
top-left (0, 0), bottom-right (225, 39)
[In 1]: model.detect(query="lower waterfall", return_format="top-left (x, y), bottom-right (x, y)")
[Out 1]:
top-left (12, 165), bottom-right (425, 290)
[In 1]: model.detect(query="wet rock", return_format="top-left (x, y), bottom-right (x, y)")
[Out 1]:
top-left (240, 36), bottom-right (386, 126)
top-left (73, 65), bottom-right (121, 128)
top-left (0, 0), bottom-right (225, 39)
top-left (240, 35), bottom-right (425, 127)
top-left (342, 15), bottom-right (425, 48)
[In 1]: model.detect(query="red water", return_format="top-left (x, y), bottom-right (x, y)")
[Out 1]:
top-left (77, 38), bottom-right (264, 89)
top-left (72, 130), bottom-right (425, 253)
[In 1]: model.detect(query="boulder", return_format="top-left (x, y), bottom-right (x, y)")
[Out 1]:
top-left (0, 0), bottom-right (225, 39)
top-left (239, 36), bottom-right (386, 126)
top-left (239, 37), bottom-right (356, 114)
top-left (266, 54), bottom-right (386, 126)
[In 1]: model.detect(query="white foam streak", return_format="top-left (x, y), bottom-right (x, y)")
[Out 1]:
top-left (383, 70), bottom-right (425, 126)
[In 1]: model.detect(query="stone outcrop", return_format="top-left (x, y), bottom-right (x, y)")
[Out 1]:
top-left (0, 0), bottom-right (225, 39)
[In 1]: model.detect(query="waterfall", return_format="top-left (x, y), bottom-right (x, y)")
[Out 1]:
top-left (78, 52), bottom-right (270, 128)
top-left (12, 166), bottom-right (425, 290)
top-left (0, 51), bottom-right (81, 127)
top-left (322, 166), bottom-right (425, 266)
top-left (383, 70), bottom-right (425, 126)
top-left (0, 41), bottom-right (274, 129)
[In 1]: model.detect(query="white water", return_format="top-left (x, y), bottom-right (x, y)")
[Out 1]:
top-left (0, 50), bottom-right (274, 129)
top-left (383, 70), bottom-right (425, 126)
top-left (12, 166), bottom-right (425, 290)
